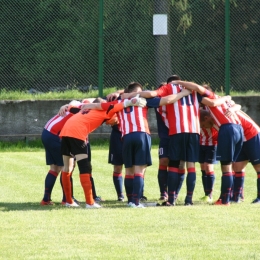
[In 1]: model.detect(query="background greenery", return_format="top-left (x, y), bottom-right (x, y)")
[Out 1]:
top-left (1, 0), bottom-right (259, 93)
top-left (0, 144), bottom-right (260, 259)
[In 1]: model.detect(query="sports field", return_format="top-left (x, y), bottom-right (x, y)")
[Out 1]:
top-left (0, 146), bottom-right (260, 259)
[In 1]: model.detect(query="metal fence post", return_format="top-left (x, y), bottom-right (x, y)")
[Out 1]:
top-left (98, 0), bottom-right (104, 97)
top-left (225, 0), bottom-right (230, 95)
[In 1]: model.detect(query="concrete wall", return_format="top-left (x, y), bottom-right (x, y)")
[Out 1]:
top-left (0, 96), bottom-right (260, 141)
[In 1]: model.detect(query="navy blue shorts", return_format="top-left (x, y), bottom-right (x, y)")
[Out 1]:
top-left (216, 123), bottom-right (243, 162)
top-left (235, 133), bottom-right (260, 165)
top-left (199, 145), bottom-right (217, 164)
top-left (122, 132), bottom-right (152, 168)
top-left (158, 137), bottom-right (169, 159)
top-left (61, 137), bottom-right (88, 157)
top-left (169, 133), bottom-right (200, 162)
top-left (108, 128), bottom-right (123, 165)
top-left (42, 129), bottom-right (63, 166)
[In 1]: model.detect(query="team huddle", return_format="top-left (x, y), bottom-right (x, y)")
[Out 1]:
top-left (40, 75), bottom-right (260, 208)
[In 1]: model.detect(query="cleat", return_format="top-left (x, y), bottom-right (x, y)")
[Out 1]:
top-left (73, 197), bottom-right (80, 205)
top-left (159, 196), bottom-right (168, 201)
top-left (127, 202), bottom-right (136, 207)
top-left (252, 198), bottom-right (260, 204)
top-left (161, 201), bottom-right (175, 206)
top-left (86, 202), bottom-right (101, 209)
top-left (127, 202), bottom-right (145, 208)
top-left (140, 196), bottom-right (147, 202)
top-left (230, 198), bottom-right (242, 204)
top-left (184, 202), bottom-right (193, 206)
top-left (214, 199), bottom-right (230, 206)
top-left (200, 195), bottom-right (213, 203)
top-left (117, 196), bottom-right (124, 202)
top-left (65, 201), bottom-right (80, 207)
top-left (40, 200), bottom-right (54, 206)
top-left (94, 196), bottom-right (104, 202)
top-left (61, 201), bottom-right (66, 205)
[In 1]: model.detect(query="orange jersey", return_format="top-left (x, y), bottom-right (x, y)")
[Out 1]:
top-left (60, 103), bottom-right (124, 141)
top-left (60, 110), bottom-right (109, 141)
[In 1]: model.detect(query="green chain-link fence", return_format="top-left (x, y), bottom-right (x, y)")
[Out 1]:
top-left (0, 0), bottom-right (259, 94)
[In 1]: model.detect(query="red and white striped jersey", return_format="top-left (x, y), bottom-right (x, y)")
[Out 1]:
top-left (44, 112), bottom-right (74, 135)
top-left (117, 101), bottom-right (150, 137)
top-left (204, 92), bottom-right (241, 127)
top-left (236, 111), bottom-right (260, 141)
top-left (200, 127), bottom-right (218, 146)
top-left (156, 105), bottom-right (169, 128)
top-left (156, 83), bottom-right (201, 135)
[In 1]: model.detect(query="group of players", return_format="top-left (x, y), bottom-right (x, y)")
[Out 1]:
top-left (40, 74), bottom-right (260, 208)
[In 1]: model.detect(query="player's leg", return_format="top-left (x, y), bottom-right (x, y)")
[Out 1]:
top-left (108, 128), bottom-right (125, 201)
top-left (127, 132), bottom-right (151, 207)
top-left (216, 124), bottom-right (243, 205)
top-left (157, 137), bottom-right (169, 200)
top-left (41, 129), bottom-right (63, 205)
top-left (184, 133), bottom-right (200, 206)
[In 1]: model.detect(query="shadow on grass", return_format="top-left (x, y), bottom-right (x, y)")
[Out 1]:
top-left (0, 200), bottom-right (135, 211)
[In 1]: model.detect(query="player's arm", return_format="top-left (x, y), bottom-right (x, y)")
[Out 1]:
top-left (201, 95), bottom-right (232, 107)
top-left (171, 80), bottom-right (208, 95)
top-left (106, 89), bottom-right (124, 101)
top-left (121, 90), bottom-right (158, 99)
top-left (159, 89), bottom-right (191, 106)
top-left (80, 103), bottom-right (104, 111)
top-left (225, 101), bottom-right (241, 117)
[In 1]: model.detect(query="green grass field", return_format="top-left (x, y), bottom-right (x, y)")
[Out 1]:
top-left (1, 146), bottom-right (260, 260)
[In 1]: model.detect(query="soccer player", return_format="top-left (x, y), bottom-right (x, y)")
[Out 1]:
top-left (199, 116), bottom-right (218, 204)
top-left (121, 76), bottom-right (205, 206)
top-left (178, 80), bottom-right (244, 205)
top-left (231, 110), bottom-right (260, 203)
top-left (40, 99), bottom-right (101, 206)
top-left (40, 102), bottom-right (78, 206)
top-left (59, 96), bottom-right (146, 208)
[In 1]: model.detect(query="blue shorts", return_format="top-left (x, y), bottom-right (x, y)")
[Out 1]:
top-left (158, 137), bottom-right (169, 159)
top-left (216, 123), bottom-right (243, 162)
top-left (41, 129), bottom-right (63, 166)
top-left (235, 133), bottom-right (260, 165)
top-left (169, 133), bottom-right (200, 162)
top-left (122, 132), bottom-right (152, 168)
top-left (108, 128), bottom-right (123, 165)
top-left (199, 145), bottom-right (217, 164)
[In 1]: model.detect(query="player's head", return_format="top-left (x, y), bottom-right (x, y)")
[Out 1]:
top-left (92, 97), bottom-right (106, 103)
top-left (156, 82), bottom-right (167, 89)
top-left (200, 109), bottom-right (214, 128)
top-left (202, 84), bottom-right (213, 92)
top-left (166, 74), bottom-right (181, 84)
top-left (124, 82), bottom-right (143, 93)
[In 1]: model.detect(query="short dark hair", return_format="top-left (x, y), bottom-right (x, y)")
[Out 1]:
top-left (93, 97), bottom-right (105, 103)
top-left (124, 82), bottom-right (143, 93)
top-left (166, 74), bottom-right (181, 83)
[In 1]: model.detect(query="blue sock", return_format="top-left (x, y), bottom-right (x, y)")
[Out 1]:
top-left (158, 165), bottom-right (168, 197)
top-left (185, 168), bottom-right (196, 204)
top-left (257, 172), bottom-right (260, 199)
top-left (233, 171), bottom-right (245, 201)
top-left (167, 167), bottom-right (179, 204)
top-left (201, 170), bottom-right (207, 195)
top-left (206, 171), bottom-right (215, 198)
top-left (133, 173), bottom-right (144, 205)
top-left (43, 170), bottom-right (58, 201)
top-left (90, 176), bottom-right (97, 198)
top-left (124, 175), bottom-right (134, 203)
top-left (113, 172), bottom-right (124, 198)
top-left (221, 172), bottom-right (233, 204)
top-left (176, 170), bottom-right (185, 199)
